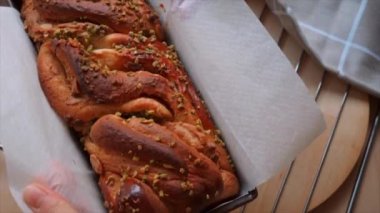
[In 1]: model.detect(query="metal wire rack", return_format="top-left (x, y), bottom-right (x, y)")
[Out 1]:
top-left (241, 1), bottom-right (380, 212)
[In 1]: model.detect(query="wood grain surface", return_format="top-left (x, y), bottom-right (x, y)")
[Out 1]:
top-left (243, 0), bottom-right (379, 212)
top-left (0, 152), bottom-right (21, 212)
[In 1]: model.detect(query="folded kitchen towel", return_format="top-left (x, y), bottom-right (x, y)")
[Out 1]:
top-left (267, 0), bottom-right (380, 97)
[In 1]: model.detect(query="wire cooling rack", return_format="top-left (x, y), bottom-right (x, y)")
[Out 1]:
top-left (241, 1), bottom-right (380, 212)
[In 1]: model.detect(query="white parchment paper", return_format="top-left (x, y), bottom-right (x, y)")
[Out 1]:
top-left (149, 0), bottom-right (324, 191)
top-left (0, 0), bottom-right (324, 212)
top-left (0, 7), bottom-right (104, 213)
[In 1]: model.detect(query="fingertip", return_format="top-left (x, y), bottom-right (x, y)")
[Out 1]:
top-left (23, 183), bottom-right (49, 209)
top-left (23, 183), bottom-right (77, 213)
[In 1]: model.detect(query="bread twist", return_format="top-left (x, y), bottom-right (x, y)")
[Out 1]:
top-left (22, 0), bottom-right (163, 43)
top-left (22, 0), bottom-right (240, 212)
top-left (86, 115), bottom-right (238, 212)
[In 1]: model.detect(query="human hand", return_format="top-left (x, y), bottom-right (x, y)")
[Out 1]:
top-left (23, 183), bottom-right (77, 213)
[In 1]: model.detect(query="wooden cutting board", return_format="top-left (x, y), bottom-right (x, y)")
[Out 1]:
top-left (244, 60), bottom-right (369, 213)
top-left (240, 1), bottom-right (370, 212)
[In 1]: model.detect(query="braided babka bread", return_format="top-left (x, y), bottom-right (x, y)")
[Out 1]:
top-left (21, 0), bottom-right (240, 212)
top-left (86, 115), bottom-right (238, 212)
top-left (22, 0), bottom-right (163, 43)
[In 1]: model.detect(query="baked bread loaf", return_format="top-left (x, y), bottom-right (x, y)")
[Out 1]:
top-left (21, 0), bottom-right (240, 212)
top-left (86, 115), bottom-right (238, 212)
top-left (22, 0), bottom-right (163, 43)
top-left (37, 32), bottom-right (215, 132)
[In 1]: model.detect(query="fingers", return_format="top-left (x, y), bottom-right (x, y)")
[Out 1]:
top-left (23, 183), bottom-right (77, 213)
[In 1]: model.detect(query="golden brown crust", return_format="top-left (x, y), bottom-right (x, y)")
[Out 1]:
top-left (37, 35), bottom-right (216, 133)
top-left (165, 122), bottom-right (233, 172)
top-left (22, 0), bottom-right (114, 43)
top-left (85, 115), bottom-right (239, 212)
top-left (22, 0), bottom-right (163, 43)
top-left (38, 41), bottom-right (174, 131)
top-left (91, 32), bottom-right (217, 130)
top-left (99, 172), bottom-right (169, 213)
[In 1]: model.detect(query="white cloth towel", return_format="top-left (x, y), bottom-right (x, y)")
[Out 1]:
top-left (268, 0), bottom-right (380, 97)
